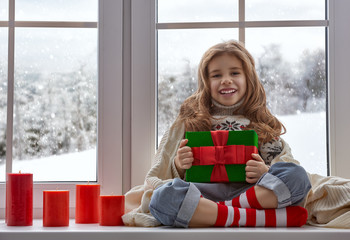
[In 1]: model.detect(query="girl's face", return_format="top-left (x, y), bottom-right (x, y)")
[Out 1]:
top-left (208, 53), bottom-right (247, 106)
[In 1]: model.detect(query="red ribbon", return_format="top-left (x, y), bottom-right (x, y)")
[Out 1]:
top-left (191, 130), bottom-right (258, 182)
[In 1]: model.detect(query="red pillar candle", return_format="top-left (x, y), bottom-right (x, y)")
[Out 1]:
top-left (6, 172), bottom-right (33, 226)
top-left (99, 195), bottom-right (125, 226)
top-left (75, 184), bottom-right (100, 223)
top-left (43, 190), bottom-right (69, 227)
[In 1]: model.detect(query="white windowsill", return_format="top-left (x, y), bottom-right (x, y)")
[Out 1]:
top-left (0, 220), bottom-right (349, 240)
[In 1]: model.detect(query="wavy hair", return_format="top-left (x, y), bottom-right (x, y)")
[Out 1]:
top-left (175, 40), bottom-right (286, 144)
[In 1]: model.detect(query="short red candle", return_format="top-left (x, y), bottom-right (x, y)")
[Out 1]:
top-left (6, 173), bottom-right (33, 226)
top-left (75, 184), bottom-right (100, 223)
top-left (43, 190), bottom-right (69, 227)
top-left (99, 195), bottom-right (125, 226)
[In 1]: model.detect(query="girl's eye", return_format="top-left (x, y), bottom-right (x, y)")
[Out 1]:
top-left (231, 72), bottom-right (240, 76)
top-left (211, 74), bottom-right (221, 78)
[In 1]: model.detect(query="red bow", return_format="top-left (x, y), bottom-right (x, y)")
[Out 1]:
top-left (191, 131), bottom-right (257, 182)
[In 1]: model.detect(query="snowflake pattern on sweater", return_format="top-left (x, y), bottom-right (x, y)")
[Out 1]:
top-left (213, 120), bottom-right (246, 131)
top-left (211, 115), bottom-right (282, 165)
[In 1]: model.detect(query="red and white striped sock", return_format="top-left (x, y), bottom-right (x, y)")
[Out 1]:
top-left (214, 204), bottom-right (308, 227)
top-left (219, 187), bottom-right (263, 209)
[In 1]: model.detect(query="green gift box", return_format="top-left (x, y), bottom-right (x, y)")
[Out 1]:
top-left (185, 130), bottom-right (258, 183)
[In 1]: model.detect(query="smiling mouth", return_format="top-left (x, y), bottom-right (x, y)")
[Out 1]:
top-left (219, 89), bottom-right (236, 94)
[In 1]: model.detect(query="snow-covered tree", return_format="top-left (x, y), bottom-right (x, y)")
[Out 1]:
top-left (11, 64), bottom-right (97, 160)
top-left (158, 59), bottom-right (197, 138)
top-left (256, 44), bottom-right (298, 115)
top-left (296, 49), bottom-right (326, 112)
top-left (0, 64), bottom-right (6, 163)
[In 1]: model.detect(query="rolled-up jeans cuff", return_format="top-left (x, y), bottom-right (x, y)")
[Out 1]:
top-left (174, 183), bottom-right (201, 228)
top-left (256, 172), bottom-right (292, 208)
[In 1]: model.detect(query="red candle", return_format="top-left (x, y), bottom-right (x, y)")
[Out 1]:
top-left (6, 172), bottom-right (33, 226)
top-left (43, 190), bottom-right (69, 227)
top-left (75, 184), bottom-right (100, 223)
top-left (99, 195), bottom-right (125, 226)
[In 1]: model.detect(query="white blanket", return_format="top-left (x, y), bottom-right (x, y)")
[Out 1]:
top-left (305, 173), bottom-right (350, 228)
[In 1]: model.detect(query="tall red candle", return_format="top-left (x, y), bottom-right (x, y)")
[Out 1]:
top-left (99, 195), bottom-right (125, 226)
top-left (6, 172), bottom-right (33, 226)
top-left (43, 190), bottom-right (69, 227)
top-left (75, 184), bottom-right (100, 223)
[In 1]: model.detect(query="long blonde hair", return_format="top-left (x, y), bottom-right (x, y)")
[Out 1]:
top-left (175, 40), bottom-right (285, 144)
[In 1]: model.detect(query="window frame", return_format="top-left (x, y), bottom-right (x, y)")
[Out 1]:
top-left (327, 0), bottom-right (350, 178)
top-left (1, 0), bottom-right (350, 220)
top-left (0, 0), bottom-right (124, 218)
top-left (130, 0), bottom-right (350, 189)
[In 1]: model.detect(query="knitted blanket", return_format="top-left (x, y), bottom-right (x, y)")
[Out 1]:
top-left (305, 173), bottom-right (350, 228)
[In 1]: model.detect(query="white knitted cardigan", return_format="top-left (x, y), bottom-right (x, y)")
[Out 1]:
top-left (122, 122), bottom-right (350, 228)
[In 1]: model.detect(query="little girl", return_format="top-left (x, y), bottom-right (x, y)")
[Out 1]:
top-left (122, 40), bottom-right (311, 228)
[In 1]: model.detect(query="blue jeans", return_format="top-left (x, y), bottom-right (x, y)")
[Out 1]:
top-left (149, 162), bottom-right (311, 228)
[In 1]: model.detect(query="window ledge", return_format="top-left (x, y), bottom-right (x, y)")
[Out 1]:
top-left (1, 220), bottom-right (349, 240)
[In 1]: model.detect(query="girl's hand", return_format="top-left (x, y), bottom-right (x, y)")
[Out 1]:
top-left (245, 153), bottom-right (269, 184)
top-left (175, 139), bottom-right (194, 175)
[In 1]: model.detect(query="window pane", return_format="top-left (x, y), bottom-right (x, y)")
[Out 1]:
top-left (157, 29), bottom-right (238, 143)
top-left (157, 0), bottom-right (238, 23)
top-left (246, 27), bottom-right (327, 176)
top-left (12, 28), bottom-right (97, 181)
top-left (246, 0), bottom-right (326, 21)
top-left (0, 28), bottom-right (7, 182)
top-left (16, 0), bottom-right (98, 21)
top-left (0, 0), bottom-right (8, 20)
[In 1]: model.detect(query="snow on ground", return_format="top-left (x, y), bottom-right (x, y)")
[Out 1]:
top-left (278, 111), bottom-right (327, 176)
top-left (0, 112), bottom-right (327, 182)
top-left (0, 149), bottom-right (97, 182)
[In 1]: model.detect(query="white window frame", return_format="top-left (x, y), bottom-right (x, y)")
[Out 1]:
top-left (327, 0), bottom-right (350, 178)
top-left (129, 0), bottom-right (157, 187)
top-left (130, 0), bottom-right (350, 189)
top-left (0, 0), bottom-right (124, 218)
top-left (1, 0), bottom-right (350, 220)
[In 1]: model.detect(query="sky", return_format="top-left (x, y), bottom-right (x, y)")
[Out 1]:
top-left (158, 0), bottom-right (325, 22)
top-left (157, 0), bottom-right (326, 75)
top-left (0, 0), bottom-right (97, 21)
top-left (0, 0), bottom-right (326, 74)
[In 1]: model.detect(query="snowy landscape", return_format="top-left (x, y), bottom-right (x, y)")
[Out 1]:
top-left (0, 43), bottom-right (328, 182)
top-left (0, 44), bottom-right (328, 182)
top-left (279, 112), bottom-right (327, 176)
top-left (0, 149), bottom-right (97, 182)
top-left (0, 111), bottom-right (327, 182)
